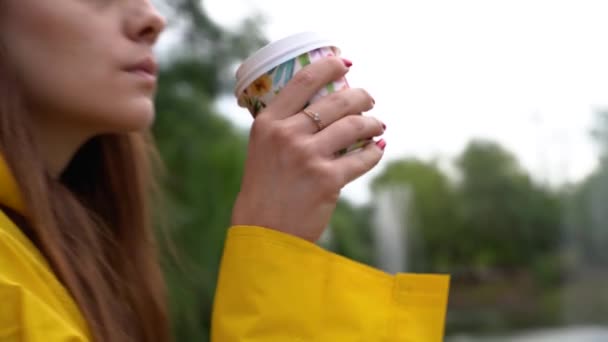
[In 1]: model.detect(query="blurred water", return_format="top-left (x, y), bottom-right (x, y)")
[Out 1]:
top-left (448, 326), bottom-right (608, 342)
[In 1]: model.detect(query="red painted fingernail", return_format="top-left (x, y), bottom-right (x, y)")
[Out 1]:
top-left (342, 58), bottom-right (353, 67)
top-left (376, 139), bottom-right (386, 151)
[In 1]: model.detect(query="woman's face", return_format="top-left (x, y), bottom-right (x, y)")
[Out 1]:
top-left (0, 0), bottom-right (166, 135)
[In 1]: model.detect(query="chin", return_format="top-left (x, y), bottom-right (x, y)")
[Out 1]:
top-left (110, 100), bottom-right (156, 133)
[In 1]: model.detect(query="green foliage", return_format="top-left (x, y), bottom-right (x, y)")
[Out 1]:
top-left (369, 142), bottom-right (566, 334)
top-left (154, 79), bottom-right (246, 340)
top-left (155, 1), bottom-right (608, 338)
top-left (456, 140), bottom-right (562, 269)
top-left (154, 65), bottom-right (247, 340)
top-left (164, 0), bottom-right (268, 95)
top-left (153, 1), bottom-right (267, 340)
top-left (327, 200), bottom-right (375, 266)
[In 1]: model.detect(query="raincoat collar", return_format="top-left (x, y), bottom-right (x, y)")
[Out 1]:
top-left (0, 153), bottom-right (26, 215)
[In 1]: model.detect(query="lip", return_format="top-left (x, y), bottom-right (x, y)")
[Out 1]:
top-left (125, 57), bottom-right (158, 80)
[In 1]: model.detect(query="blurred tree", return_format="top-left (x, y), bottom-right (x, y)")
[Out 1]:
top-left (153, 1), bottom-right (267, 340)
top-left (368, 141), bottom-right (562, 276)
top-left (154, 83), bottom-right (247, 341)
top-left (327, 200), bottom-right (375, 266)
top-left (163, 0), bottom-right (267, 94)
top-left (151, 1), bottom-right (572, 337)
top-left (456, 140), bottom-right (561, 271)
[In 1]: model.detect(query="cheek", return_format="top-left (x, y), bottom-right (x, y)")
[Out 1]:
top-left (2, 2), bottom-right (154, 133)
top-left (25, 67), bottom-right (156, 133)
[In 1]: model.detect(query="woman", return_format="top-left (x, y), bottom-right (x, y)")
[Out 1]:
top-left (0, 0), bottom-right (449, 341)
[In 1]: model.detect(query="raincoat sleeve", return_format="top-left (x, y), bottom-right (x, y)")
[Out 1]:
top-left (211, 226), bottom-right (450, 342)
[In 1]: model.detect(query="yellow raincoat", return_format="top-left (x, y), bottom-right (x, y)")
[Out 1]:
top-left (0, 154), bottom-right (450, 341)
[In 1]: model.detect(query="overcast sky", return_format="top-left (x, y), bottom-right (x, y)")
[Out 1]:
top-left (188, 0), bottom-right (608, 204)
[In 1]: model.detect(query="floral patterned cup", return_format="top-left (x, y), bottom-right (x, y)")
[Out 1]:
top-left (235, 32), bottom-right (364, 154)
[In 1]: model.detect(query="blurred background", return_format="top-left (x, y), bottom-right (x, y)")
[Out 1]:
top-left (153, 1), bottom-right (608, 340)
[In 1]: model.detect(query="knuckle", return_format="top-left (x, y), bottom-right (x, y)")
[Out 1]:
top-left (250, 116), bottom-right (271, 138)
top-left (329, 92), bottom-right (351, 109)
top-left (344, 115), bottom-right (366, 133)
top-left (349, 88), bottom-right (374, 111)
top-left (267, 122), bottom-right (294, 145)
top-left (252, 115), bottom-right (271, 128)
top-left (292, 139), bottom-right (316, 160)
top-left (292, 69), bottom-right (316, 88)
top-left (326, 56), bottom-right (347, 72)
top-left (311, 161), bottom-right (342, 190)
top-left (276, 128), bottom-right (314, 160)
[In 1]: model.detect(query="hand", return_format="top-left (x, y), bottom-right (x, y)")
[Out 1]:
top-left (231, 56), bottom-right (386, 242)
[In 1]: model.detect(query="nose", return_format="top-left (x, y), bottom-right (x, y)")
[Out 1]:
top-left (126, 1), bottom-right (166, 45)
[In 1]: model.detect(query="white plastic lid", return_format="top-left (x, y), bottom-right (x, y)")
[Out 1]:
top-left (234, 31), bottom-right (339, 98)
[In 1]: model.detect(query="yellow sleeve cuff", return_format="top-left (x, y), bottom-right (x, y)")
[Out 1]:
top-left (212, 225), bottom-right (450, 342)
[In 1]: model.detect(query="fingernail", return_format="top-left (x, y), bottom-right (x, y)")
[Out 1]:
top-left (342, 58), bottom-right (353, 68)
top-left (382, 122), bottom-right (386, 130)
top-left (376, 139), bottom-right (386, 151)
top-left (372, 97), bottom-right (376, 105)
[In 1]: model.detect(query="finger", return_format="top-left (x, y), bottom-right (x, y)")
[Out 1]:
top-left (263, 57), bottom-right (350, 120)
top-left (285, 88), bottom-right (375, 135)
top-left (333, 140), bottom-right (386, 187)
top-left (313, 115), bottom-right (385, 157)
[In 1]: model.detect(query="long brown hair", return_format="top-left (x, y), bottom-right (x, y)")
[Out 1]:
top-left (0, 33), bottom-right (171, 342)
